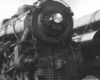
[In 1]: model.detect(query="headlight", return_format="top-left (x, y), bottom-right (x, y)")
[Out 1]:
top-left (52, 13), bottom-right (63, 23)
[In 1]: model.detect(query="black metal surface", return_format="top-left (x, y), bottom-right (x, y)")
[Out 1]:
top-left (32, 0), bottom-right (73, 43)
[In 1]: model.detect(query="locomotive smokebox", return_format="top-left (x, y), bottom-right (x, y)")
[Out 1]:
top-left (32, 0), bottom-right (73, 43)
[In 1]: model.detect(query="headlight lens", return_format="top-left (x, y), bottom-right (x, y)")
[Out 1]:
top-left (52, 13), bottom-right (63, 23)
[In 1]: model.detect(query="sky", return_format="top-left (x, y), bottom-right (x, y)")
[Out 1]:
top-left (0, 0), bottom-right (100, 22)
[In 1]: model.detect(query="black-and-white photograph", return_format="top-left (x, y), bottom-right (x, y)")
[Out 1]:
top-left (0, 0), bottom-right (100, 80)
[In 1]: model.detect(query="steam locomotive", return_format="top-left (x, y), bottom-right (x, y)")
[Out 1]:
top-left (0, 0), bottom-right (100, 80)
